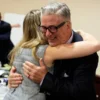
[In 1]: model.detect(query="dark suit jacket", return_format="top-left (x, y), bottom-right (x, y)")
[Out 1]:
top-left (40, 31), bottom-right (99, 100)
top-left (0, 20), bottom-right (14, 64)
top-left (0, 20), bottom-right (11, 40)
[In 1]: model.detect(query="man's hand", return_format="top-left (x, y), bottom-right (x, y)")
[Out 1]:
top-left (8, 67), bottom-right (23, 88)
top-left (23, 58), bottom-right (48, 84)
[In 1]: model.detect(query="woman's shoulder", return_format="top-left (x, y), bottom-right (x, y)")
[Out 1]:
top-left (37, 44), bottom-right (48, 51)
top-left (36, 44), bottom-right (48, 58)
top-left (15, 48), bottom-right (33, 57)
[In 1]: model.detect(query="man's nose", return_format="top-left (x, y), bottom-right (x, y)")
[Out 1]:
top-left (45, 29), bottom-right (52, 37)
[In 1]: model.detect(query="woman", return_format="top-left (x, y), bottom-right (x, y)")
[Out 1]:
top-left (3, 9), bottom-right (100, 100)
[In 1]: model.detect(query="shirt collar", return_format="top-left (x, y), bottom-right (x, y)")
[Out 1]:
top-left (67, 31), bottom-right (73, 43)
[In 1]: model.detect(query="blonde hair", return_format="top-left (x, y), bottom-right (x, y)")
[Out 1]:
top-left (9, 9), bottom-right (47, 65)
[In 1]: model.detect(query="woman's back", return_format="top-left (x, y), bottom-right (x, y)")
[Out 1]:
top-left (3, 45), bottom-right (49, 100)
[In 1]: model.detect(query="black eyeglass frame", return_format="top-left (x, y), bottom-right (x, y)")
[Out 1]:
top-left (39, 21), bottom-right (67, 34)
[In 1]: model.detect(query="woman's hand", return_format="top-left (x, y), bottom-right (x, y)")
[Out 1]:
top-left (8, 67), bottom-right (23, 88)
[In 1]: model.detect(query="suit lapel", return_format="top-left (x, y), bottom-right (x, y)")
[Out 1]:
top-left (53, 31), bottom-right (83, 77)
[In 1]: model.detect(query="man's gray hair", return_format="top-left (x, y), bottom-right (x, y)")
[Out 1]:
top-left (41, 2), bottom-right (71, 20)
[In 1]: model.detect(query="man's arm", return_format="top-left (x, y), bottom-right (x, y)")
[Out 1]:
top-left (10, 53), bottom-right (98, 99)
top-left (40, 53), bottom-right (99, 100)
top-left (11, 24), bottom-right (20, 28)
top-left (22, 52), bottom-right (98, 100)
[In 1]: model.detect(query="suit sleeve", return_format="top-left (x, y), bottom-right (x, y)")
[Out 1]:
top-left (40, 53), bottom-right (99, 100)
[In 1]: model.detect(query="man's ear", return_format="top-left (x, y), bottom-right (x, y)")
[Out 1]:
top-left (67, 21), bottom-right (72, 29)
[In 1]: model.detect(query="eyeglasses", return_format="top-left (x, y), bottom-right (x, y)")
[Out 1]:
top-left (39, 21), bottom-right (67, 34)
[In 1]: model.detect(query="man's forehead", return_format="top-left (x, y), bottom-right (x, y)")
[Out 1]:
top-left (41, 14), bottom-right (64, 25)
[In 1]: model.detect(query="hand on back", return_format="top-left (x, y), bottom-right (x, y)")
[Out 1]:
top-left (8, 66), bottom-right (23, 88)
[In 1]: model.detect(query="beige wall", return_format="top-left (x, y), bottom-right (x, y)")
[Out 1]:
top-left (0, 0), bottom-right (100, 74)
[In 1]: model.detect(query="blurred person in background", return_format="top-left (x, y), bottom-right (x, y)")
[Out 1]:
top-left (0, 12), bottom-right (20, 67)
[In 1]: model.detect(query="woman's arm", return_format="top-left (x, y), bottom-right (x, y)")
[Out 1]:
top-left (44, 31), bottom-right (100, 67)
top-left (76, 30), bottom-right (98, 41)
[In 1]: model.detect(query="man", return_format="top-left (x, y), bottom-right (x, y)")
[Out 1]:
top-left (8, 2), bottom-right (99, 100)
top-left (0, 12), bottom-right (20, 66)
